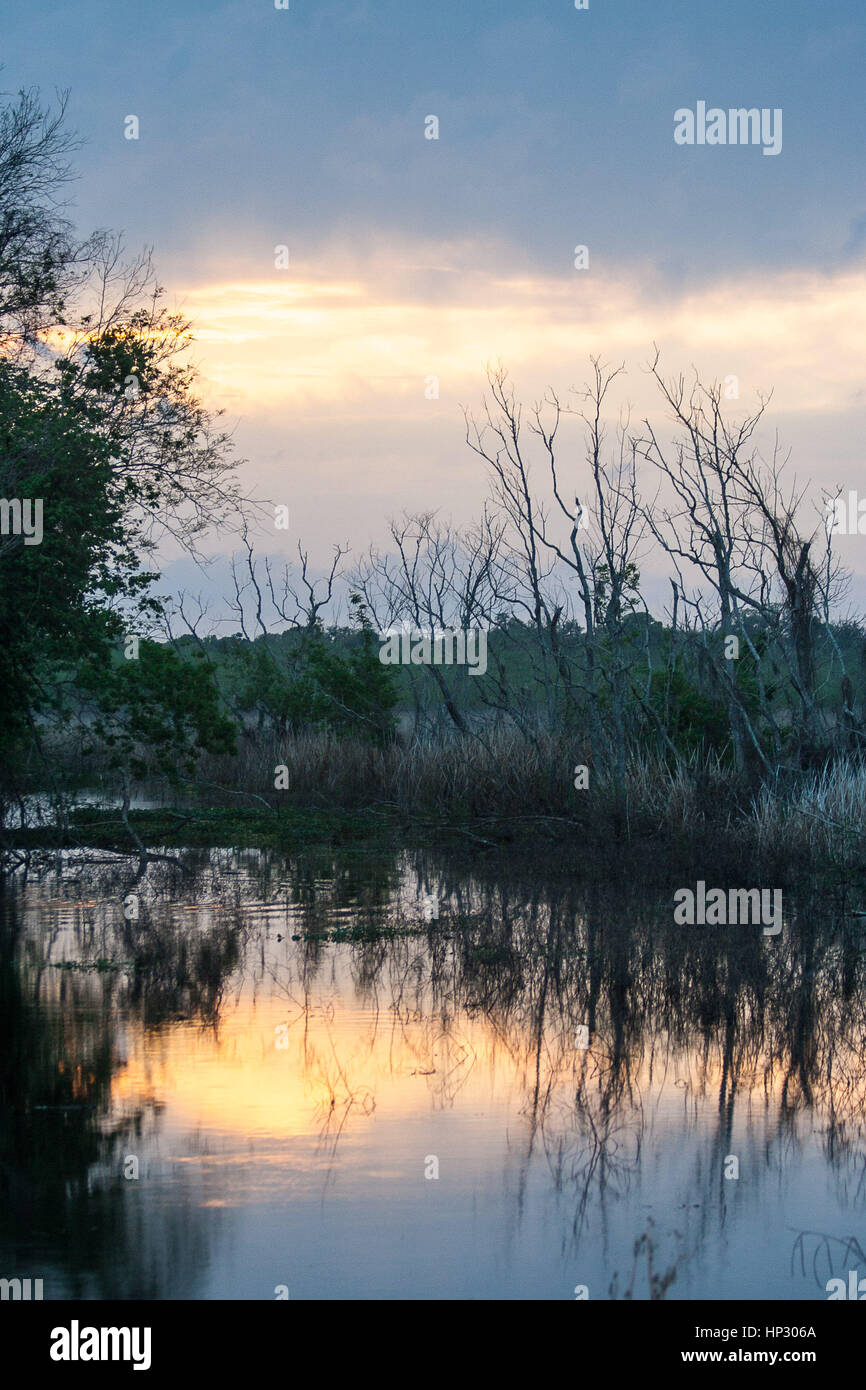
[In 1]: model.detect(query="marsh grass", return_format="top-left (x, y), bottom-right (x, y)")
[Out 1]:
top-left (13, 725), bottom-right (866, 879)
top-left (191, 728), bottom-right (866, 866)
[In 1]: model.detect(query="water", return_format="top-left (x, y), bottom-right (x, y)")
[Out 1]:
top-left (1, 844), bottom-right (864, 1300)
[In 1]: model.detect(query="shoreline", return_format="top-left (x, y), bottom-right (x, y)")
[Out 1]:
top-left (5, 802), bottom-right (864, 899)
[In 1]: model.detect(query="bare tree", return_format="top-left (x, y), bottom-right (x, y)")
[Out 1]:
top-left (353, 512), bottom-right (504, 737)
top-left (636, 353), bottom-right (775, 777)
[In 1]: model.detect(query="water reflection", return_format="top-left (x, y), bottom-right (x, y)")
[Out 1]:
top-left (1, 846), bottom-right (865, 1300)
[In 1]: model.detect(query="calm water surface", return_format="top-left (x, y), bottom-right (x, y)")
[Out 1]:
top-left (1, 845), bottom-right (864, 1300)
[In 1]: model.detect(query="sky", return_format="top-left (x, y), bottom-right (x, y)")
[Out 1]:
top-left (4, 0), bottom-right (866, 613)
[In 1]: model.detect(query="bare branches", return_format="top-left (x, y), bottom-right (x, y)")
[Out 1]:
top-left (0, 87), bottom-right (95, 350)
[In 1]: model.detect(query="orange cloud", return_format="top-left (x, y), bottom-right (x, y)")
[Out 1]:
top-left (175, 250), bottom-right (866, 422)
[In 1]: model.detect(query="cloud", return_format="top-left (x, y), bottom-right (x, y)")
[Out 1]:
top-left (179, 241), bottom-right (866, 424)
top-left (143, 238), bottom-right (866, 615)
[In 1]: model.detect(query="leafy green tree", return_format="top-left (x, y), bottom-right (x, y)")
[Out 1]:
top-left (0, 360), bottom-right (148, 752)
top-left (228, 596), bottom-right (398, 745)
top-left (0, 88), bottom-right (241, 825)
top-left (78, 641), bottom-right (237, 786)
top-left (647, 662), bottom-right (730, 757)
top-left (304, 595), bottom-right (399, 743)
top-left (230, 635), bottom-right (325, 739)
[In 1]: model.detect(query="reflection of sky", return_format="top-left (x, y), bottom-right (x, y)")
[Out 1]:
top-left (4, 2), bottom-right (866, 602)
top-left (108, 988), bottom-right (847, 1301)
top-left (13, 853), bottom-right (865, 1300)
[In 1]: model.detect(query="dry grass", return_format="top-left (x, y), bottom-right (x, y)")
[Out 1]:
top-left (751, 759), bottom-right (866, 865)
top-left (35, 722), bottom-right (866, 866)
top-left (190, 728), bottom-right (757, 841)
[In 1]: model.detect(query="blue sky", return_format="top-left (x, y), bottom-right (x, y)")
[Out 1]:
top-left (4, 0), bottom-right (866, 609)
top-left (7, 0), bottom-right (864, 279)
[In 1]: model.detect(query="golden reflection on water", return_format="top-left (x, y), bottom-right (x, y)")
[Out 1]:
top-left (8, 851), bottom-right (866, 1298)
top-left (112, 969), bottom-right (516, 1153)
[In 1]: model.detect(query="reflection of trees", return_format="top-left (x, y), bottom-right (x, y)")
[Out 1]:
top-left (337, 849), bottom-right (866, 1277)
top-left (1, 843), bottom-right (417, 1295)
top-left (791, 1230), bottom-right (866, 1283)
top-left (0, 867), bottom-right (242, 1297)
top-left (3, 841), bottom-right (866, 1297)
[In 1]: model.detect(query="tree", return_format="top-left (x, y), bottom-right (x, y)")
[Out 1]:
top-left (78, 640), bottom-right (237, 788)
top-left (0, 359), bottom-right (144, 752)
top-left (0, 87), bottom-right (96, 352)
top-left (0, 87), bottom-right (243, 827)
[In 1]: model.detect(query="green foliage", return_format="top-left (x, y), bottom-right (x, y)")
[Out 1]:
top-left (228, 595), bottom-right (398, 745)
top-left (0, 360), bottom-right (144, 750)
top-left (647, 662), bottom-right (731, 757)
top-left (79, 323), bottom-right (158, 399)
top-left (0, 88), bottom-right (240, 809)
top-left (305, 595), bottom-right (399, 743)
top-left (78, 641), bottom-right (237, 783)
top-left (230, 638), bottom-right (316, 737)
top-left (594, 561), bottom-right (641, 623)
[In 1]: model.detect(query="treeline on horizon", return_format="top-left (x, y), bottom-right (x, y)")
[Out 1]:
top-left (2, 86), bottom-right (865, 863)
top-left (167, 606), bottom-right (866, 764)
